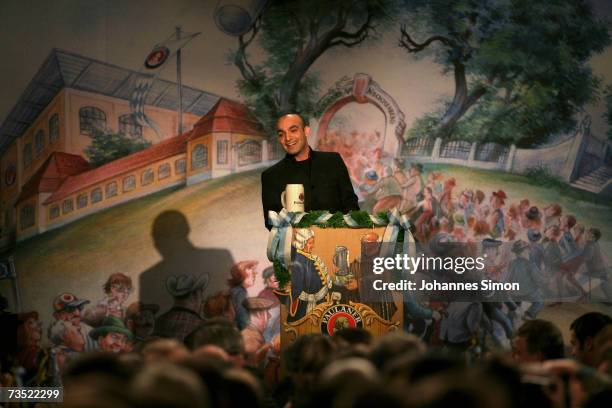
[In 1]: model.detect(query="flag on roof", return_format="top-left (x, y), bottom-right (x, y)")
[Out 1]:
top-left (130, 30), bottom-right (201, 138)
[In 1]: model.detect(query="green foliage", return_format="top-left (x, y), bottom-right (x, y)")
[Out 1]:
top-left (405, 112), bottom-right (442, 141)
top-left (402, 0), bottom-right (611, 146)
top-left (605, 85), bottom-right (612, 140)
top-left (84, 128), bottom-right (151, 167)
top-left (274, 260), bottom-right (291, 289)
top-left (523, 164), bottom-right (565, 187)
top-left (231, 0), bottom-right (400, 135)
top-left (292, 210), bottom-right (390, 228)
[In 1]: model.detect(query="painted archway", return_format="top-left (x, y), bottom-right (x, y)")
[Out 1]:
top-left (315, 73), bottom-right (406, 159)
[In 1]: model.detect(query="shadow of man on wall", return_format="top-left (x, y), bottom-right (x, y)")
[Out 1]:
top-left (138, 210), bottom-right (235, 336)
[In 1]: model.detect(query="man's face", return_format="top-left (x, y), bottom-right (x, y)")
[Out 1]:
top-left (511, 336), bottom-right (541, 363)
top-left (56, 307), bottom-right (82, 327)
top-left (266, 275), bottom-right (279, 290)
top-left (110, 284), bottom-right (131, 304)
top-left (276, 115), bottom-right (310, 157)
top-left (99, 332), bottom-right (127, 353)
top-left (304, 237), bottom-right (315, 253)
top-left (570, 330), bottom-right (592, 364)
top-left (241, 267), bottom-right (257, 289)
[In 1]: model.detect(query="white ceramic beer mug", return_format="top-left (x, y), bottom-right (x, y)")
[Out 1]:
top-left (281, 184), bottom-right (305, 212)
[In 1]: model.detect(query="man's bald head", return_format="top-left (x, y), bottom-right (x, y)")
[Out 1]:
top-left (277, 112), bottom-right (308, 128)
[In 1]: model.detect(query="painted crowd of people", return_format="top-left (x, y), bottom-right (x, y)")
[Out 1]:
top-left (1, 263), bottom-right (282, 390)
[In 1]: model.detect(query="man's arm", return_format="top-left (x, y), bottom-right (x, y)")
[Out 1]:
top-left (334, 153), bottom-right (359, 212)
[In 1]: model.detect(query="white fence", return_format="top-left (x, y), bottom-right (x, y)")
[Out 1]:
top-left (400, 120), bottom-right (609, 183)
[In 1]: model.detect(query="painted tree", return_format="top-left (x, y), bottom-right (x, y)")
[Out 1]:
top-left (605, 85), bottom-right (612, 140)
top-left (85, 129), bottom-right (151, 168)
top-left (230, 0), bottom-right (398, 134)
top-left (400, 0), bottom-right (610, 146)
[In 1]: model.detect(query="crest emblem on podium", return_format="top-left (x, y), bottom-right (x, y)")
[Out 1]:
top-left (320, 303), bottom-right (363, 336)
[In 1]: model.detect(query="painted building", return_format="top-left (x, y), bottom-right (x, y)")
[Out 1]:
top-left (0, 50), bottom-right (272, 245)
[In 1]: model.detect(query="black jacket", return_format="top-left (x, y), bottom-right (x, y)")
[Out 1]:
top-left (261, 150), bottom-right (359, 229)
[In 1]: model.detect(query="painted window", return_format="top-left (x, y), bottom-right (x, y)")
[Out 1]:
top-left (141, 168), bottom-right (154, 186)
top-left (49, 205), bottom-right (60, 219)
top-left (20, 205), bottom-right (35, 230)
top-left (77, 193), bottom-right (88, 209)
top-left (106, 181), bottom-right (118, 198)
top-left (217, 140), bottom-right (228, 164)
top-left (91, 188), bottom-right (103, 203)
top-left (158, 163), bottom-right (171, 180)
top-left (49, 113), bottom-right (59, 143)
top-left (191, 144), bottom-right (207, 169)
top-left (118, 114), bottom-right (143, 138)
top-left (23, 143), bottom-right (33, 169)
top-left (79, 106), bottom-right (106, 135)
top-left (238, 140), bottom-right (262, 166)
top-left (175, 158), bottom-right (186, 174)
top-left (123, 175), bottom-right (136, 192)
top-left (62, 199), bottom-right (74, 214)
top-left (35, 130), bottom-right (45, 156)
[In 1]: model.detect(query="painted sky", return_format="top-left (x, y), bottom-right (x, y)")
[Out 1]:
top-left (1, 0), bottom-right (611, 138)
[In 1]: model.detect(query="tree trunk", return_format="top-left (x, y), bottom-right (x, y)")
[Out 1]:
top-left (439, 60), bottom-right (487, 137)
top-left (277, 40), bottom-right (330, 113)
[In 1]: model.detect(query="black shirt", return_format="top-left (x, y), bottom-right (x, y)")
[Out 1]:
top-left (261, 149), bottom-right (359, 229)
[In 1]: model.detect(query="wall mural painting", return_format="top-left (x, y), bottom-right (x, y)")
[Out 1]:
top-left (0, 0), bottom-right (611, 386)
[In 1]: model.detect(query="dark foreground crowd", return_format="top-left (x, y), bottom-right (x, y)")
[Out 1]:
top-left (1, 310), bottom-right (611, 408)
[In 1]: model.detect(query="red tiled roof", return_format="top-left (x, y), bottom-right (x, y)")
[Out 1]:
top-left (17, 152), bottom-right (90, 203)
top-left (189, 98), bottom-right (265, 139)
top-left (44, 133), bottom-right (188, 205)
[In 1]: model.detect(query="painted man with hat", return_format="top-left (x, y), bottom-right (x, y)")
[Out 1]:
top-left (46, 319), bottom-right (86, 385)
top-left (89, 316), bottom-right (134, 353)
top-left (283, 228), bottom-right (332, 322)
top-left (154, 273), bottom-right (208, 341)
top-left (357, 169), bottom-right (379, 212)
top-left (52, 292), bottom-right (97, 351)
top-left (482, 238), bottom-right (506, 280)
top-left (489, 190), bottom-right (507, 238)
top-left (525, 206), bottom-right (542, 231)
top-left (506, 240), bottom-right (545, 319)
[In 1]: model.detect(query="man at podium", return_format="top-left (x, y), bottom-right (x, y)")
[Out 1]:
top-left (261, 113), bottom-right (359, 228)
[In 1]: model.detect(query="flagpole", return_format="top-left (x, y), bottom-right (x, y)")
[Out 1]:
top-left (176, 25), bottom-right (183, 135)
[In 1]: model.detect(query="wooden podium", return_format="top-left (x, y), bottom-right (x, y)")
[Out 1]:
top-left (270, 223), bottom-right (404, 348)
